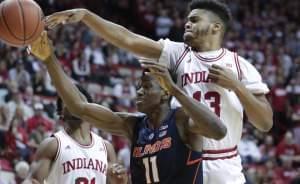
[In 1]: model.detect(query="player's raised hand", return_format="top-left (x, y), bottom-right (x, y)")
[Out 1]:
top-left (28, 31), bottom-right (53, 62)
top-left (140, 58), bottom-right (178, 95)
top-left (45, 9), bottom-right (88, 29)
top-left (208, 64), bottom-right (241, 91)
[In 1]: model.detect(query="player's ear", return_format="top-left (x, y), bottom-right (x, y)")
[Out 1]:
top-left (212, 22), bottom-right (222, 34)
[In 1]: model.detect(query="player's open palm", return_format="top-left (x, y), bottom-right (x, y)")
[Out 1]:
top-left (45, 9), bottom-right (87, 29)
top-left (28, 31), bottom-right (53, 62)
top-left (208, 64), bottom-right (241, 91)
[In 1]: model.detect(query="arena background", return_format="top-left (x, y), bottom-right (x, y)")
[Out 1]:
top-left (0, 0), bottom-right (299, 183)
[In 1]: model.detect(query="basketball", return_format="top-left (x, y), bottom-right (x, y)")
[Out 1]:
top-left (0, 0), bottom-right (44, 47)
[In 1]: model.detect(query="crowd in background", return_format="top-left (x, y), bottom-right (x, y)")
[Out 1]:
top-left (0, 0), bottom-right (300, 183)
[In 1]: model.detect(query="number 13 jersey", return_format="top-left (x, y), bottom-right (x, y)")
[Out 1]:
top-left (158, 39), bottom-right (269, 151)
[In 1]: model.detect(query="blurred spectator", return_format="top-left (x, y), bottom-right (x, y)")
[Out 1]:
top-left (276, 131), bottom-right (300, 166)
top-left (8, 60), bottom-right (31, 91)
top-left (6, 89), bottom-right (34, 122)
top-left (259, 135), bottom-right (276, 163)
top-left (14, 161), bottom-right (30, 184)
top-left (72, 52), bottom-right (91, 80)
top-left (113, 77), bottom-right (136, 109)
top-left (239, 129), bottom-right (262, 165)
top-left (155, 9), bottom-right (173, 38)
top-left (26, 103), bottom-right (54, 134)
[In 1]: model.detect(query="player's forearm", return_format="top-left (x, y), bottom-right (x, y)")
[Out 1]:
top-left (82, 10), bottom-right (162, 59)
top-left (44, 55), bottom-right (87, 116)
top-left (171, 86), bottom-right (227, 140)
top-left (234, 84), bottom-right (273, 132)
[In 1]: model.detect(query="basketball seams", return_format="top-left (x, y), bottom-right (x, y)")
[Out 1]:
top-left (16, 0), bottom-right (26, 45)
top-left (1, 1), bottom-right (24, 41)
top-left (26, 2), bottom-right (41, 40)
top-left (0, 4), bottom-right (11, 44)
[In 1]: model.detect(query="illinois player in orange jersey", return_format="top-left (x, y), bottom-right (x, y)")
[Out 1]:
top-left (25, 85), bottom-right (128, 184)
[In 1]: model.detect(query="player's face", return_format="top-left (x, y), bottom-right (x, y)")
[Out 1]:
top-left (184, 9), bottom-right (214, 47)
top-left (61, 104), bottom-right (82, 127)
top-left (136, 75), bottom-right (165, 113)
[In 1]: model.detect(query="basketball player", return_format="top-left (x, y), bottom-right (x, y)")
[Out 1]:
top-left (26, 85), bottom-right (128, 184)
top-left (29, 32), bottom-right (226, 183)
top-left (45, 0), bottom-right (273, 183)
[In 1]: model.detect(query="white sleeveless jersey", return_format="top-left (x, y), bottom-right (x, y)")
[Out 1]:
top-left (158, 39), bottom-right (269, 151)
top-left (46, 130), bottom-right (108, 184)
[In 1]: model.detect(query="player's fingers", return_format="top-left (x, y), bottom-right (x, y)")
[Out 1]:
top-left (211, 64), bottom-right (224, 70)
top-left (208, 67), bottom-right (221, 75)
top-left (208, 73), bottom-right (219, 83)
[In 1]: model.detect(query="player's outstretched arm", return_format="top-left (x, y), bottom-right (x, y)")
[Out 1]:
top-left (141, 61), bottom-right (227, 140)
top-left (29, 32), bottom-right (136, 139)
top-left (45, 9), bottom-right (162, 59)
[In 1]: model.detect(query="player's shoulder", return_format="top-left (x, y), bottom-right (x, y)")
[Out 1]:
top-left (158, 38), bottom-right (186, 50)
top-left (35, 136), bottom-right (58, 160)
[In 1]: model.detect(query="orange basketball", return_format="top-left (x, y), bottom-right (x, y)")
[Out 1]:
top-left (0, 0), bottom-right (44, 47)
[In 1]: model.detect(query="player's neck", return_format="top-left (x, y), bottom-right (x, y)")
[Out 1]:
top-left (147, 104), bottom-right (170, 129)
top-left (65, 123), bottom-right (92, 145)
top-left (193, 38), bottom-right (222, 52)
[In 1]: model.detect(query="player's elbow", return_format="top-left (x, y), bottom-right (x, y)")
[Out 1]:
top-left (258, 120), bottom-right (273, 132)
top-left (68, 102), bottom-right (86, 117)
top-left (214, 123), bottom-right (227, 140)
top-left (251, 112), bottom-right (273, 132)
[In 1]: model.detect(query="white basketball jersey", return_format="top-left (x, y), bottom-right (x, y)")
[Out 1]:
top-left (46, 130), bottom-right (108, 184)
top-left (159, 39), bottom-right (269, 150)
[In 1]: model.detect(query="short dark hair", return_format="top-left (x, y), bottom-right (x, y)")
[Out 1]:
top-left (56, 84), bottom-right (93, 116)
top-left (189, 0), bottom-right (232, 31)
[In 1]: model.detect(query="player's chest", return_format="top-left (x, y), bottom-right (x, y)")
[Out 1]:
top-left (175, 52), bottom-right (240, 88)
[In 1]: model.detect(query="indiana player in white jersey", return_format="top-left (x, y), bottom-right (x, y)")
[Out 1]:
top-left (45, 0), bottom-right (273, 183)
top-left (26, 85), bottom-right (127, 184)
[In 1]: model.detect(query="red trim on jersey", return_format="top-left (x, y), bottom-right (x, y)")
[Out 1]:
top-left (192, 162), bottom-right (201, 184)
top-left (53, 135), bottom-right (61, 162)
top-left (202, 145), bottom-right (237, 154)
top-left (194, 48), bottom-right (226, 62)
top-left (234, 53), bottom-right (242, 81)
top-left (186, 151), bottom-right (202, 166)
top-left (62, 130), bottom-right (95, 148)
top-left (202, 153), bottom-right (238, 160)
top-left (174, 47), bottom-right (189, 72)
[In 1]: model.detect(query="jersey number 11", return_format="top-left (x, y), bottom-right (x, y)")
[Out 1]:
top-left (143, 156), bottom-right (160, 183)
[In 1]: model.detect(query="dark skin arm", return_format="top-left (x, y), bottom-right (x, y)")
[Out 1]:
top-left (29, 32), bottom-right (136, 140)
top-left (141, 60), bottom-right (227, 140)
top-left (208, 64), bottom-right (273, 132)
top-left (30, 137), bottom-right (58, 183)
top-left (45, 9), bottom-right (162, 59)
